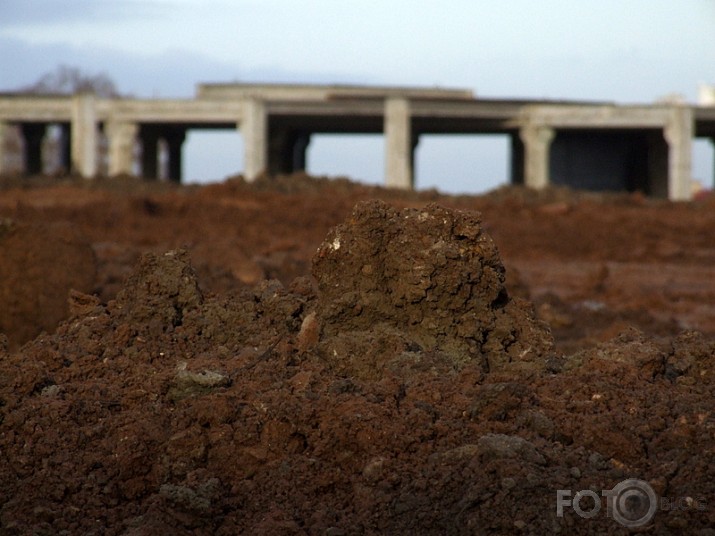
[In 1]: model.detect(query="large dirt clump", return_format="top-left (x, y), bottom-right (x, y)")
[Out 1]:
top-left (312, 200), bottom-right (554, 378)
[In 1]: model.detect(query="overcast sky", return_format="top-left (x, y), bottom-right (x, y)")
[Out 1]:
top-left (1, 0), bottom-right (714, 191)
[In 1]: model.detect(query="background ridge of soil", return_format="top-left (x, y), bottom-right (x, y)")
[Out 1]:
top-left (1, 173), bottom-right (714, 534)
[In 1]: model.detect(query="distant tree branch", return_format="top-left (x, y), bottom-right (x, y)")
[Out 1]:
top-left (22, 65), bottom-right (120, 98)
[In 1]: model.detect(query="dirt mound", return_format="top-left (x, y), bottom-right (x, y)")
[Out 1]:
top-left (1, 183), bottom-right (715, 534)
top-left (0, 219), bottom-right (96, 348)
top-left (312, 200), bottom-right (553, 379)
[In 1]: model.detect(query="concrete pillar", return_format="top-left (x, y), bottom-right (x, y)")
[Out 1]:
top-left (20, 123), bottom-right (46, 175)
top-left (242, 99), bottom-right (267, 181)
top-left (520, 124), bottom-right (555, 189)
top-left (664, 106), bottom-right (694, 201)
top-left (165, 127), bottom-right (186, 182)
top-left (384, 97), bottom-right (413, 189)
top-left (71, 93), bottom-right (98, 177)
top-left (105, 120), bottom-right (138, 176)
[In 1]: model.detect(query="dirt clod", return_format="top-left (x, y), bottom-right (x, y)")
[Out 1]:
top-left (313, 200), bottom-right (553, 378)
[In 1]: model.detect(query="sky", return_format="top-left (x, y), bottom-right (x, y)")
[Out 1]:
top-left (0, 0), bottom-right (714, 192)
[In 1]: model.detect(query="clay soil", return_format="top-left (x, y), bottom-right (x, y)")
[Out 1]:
top-left (0, 172), bottom-right (714, 535)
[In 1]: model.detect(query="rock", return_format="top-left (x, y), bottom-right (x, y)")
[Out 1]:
top-left (430, 444), bottom-right (480, 464)
top-left (167, 362), bottom-right (230, 402)
top-left (296, 311), bottom-right (320, 352)
top-left (362, 456), bottom-right (387, 483)
top-left (477, 433), bottom-right (546, 465)
top-left (517, 410), bottom-right (555, 439)
top-left (158, 478), bottom-right (220, 514)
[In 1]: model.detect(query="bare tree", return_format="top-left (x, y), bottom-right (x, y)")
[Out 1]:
top-left (22, 65), bottom-right (120, 98)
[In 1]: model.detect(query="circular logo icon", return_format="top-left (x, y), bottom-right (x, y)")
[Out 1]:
top-left (608, 479), bottom-right (658, 528)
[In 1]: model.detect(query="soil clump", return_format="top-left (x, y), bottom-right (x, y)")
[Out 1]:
top-left (313, 200), bottom-right (553, 379)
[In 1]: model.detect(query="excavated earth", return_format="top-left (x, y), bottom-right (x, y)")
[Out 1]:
top-left (0, 173), bottom-right (714, 535)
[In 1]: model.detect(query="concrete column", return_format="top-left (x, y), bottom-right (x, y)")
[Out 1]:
top-left (165, 127), bottom-right (186, 182)
top-left (520, 124), bottom-right (555, 189)
top-left (242, 99), bottom-right (267, 181)
top-left (20, 123), bottom-right (46, 175)
top-left (71, 93), bottom-right (98, 177)
top-left (384, 97), bottom-right (413, 189)
top-left (664, 106), bottom-right (694, 201)
top-left (105, 120), bottom-right (138, 176)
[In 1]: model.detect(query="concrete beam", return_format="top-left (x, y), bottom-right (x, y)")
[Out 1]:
top-left (384, 97), bottom-right (413, 189)
top-left (0, 96), bottom-right (71, 122)
top-left (519, 104), bottom-right (672, 129)
top-left (71, 93), bottom-right (98, 178)
top-left (100, 99), bottom-right (245, 125)
top-left (106, 120), bottom-right (138, 176)
top-left (664, 106), bottom-right (694, 201)
top-left (242, 99), bottom-right (267, 181)
top-left (198, 82), bottom-right (474, 102)
top-left (520, 124), bottom-right (555, 189)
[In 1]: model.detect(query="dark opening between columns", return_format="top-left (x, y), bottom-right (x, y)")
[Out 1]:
top-left (20, 123), bottom-right (46, 176)
top-left (139, 125), bottom-right (187, 182)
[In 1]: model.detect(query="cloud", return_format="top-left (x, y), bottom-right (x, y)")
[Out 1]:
top-left (0, 0), bottom-right (168, 27)
top-left (0, 36), bottom-right (372, 98)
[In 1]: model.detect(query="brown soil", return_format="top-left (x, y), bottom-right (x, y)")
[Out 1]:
top-left (0, 173), bottom-right (714, 534)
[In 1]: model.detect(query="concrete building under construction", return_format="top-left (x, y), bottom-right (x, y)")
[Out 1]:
top-left (1, 82), bottom-right (715, 200)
